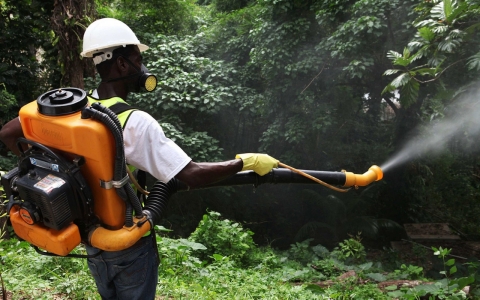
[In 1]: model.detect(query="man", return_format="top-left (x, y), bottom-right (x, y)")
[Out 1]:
top-left (0, 18), bottom-right (277, 299)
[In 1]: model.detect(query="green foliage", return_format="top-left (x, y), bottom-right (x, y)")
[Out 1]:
top-left (96, 0), bottom-right (198, 36)
top-left (2, 227), bottom-right (479, 299)
top-left (467, 51), bottom-right (480, 71)
top-left (382, 49), bottom-right (427, 107)
top-left (392, 264), bottom-right (425, 280)
top-left (156, 232), bottom-right (206, 275)
top-left (188, 211), bottom-right (256, 265)
top-left (311, 258), bottom-right (342, 278)
top-left (328, 278), bottom-right (390, 300)
top-left (0, 240), bottom-right (97, 299)
top-left (384, 247), bottom-right (477, 299)
top-left (0, 153), bottom-right (16, 172)
top-left (383, 0), bottom-right (480, 107)
top-left (0, 86), bottom-right (18, 123)
top-left (432, 246), bottom-right (476, 292)
top-left (160, 256), bottom-right (324, 299)
top-left (211, 0), bottom-right (253, 12)
top-left (133, 34), bottom-right (239, 115)
top-left (0, 0), bottom-right (59, 106)
top-left (331, 234), bottom-right (367, 263)
top-left (287, 238), bottom-right (319, 265)
top-left (160, 122), bottom-right (224, 162)
top-left (379, 0), bottom-right (480, 235)
top-left (412, 243), bottom-right (429, 260)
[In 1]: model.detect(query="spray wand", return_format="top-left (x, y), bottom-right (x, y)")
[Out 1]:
top-left (277, 162), bottom-right (383, 192)
top-left (278, 162), bottom-right (351, 192)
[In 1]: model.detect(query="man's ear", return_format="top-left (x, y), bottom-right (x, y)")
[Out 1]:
top-left (115, 56), bottom-right (130, 75)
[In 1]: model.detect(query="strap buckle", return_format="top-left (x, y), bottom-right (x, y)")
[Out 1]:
top-left (100, 175), bottom-right (130, 189)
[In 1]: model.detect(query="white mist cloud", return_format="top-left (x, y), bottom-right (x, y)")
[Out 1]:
top-left (381, 86), bottom-right (480, 172)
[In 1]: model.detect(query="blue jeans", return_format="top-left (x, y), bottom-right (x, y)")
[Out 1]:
top-left (86, 235), bottom-right (159, 300)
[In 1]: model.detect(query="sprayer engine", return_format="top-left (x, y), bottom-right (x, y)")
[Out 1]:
top-left (16, 168), bottom-right (78, 230)
top-left (2, 142), bottom-right (93, 234)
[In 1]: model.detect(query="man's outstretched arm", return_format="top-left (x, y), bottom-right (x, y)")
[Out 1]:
top-left (175, 154), bottom-right (278, 189)
top-left (175, 160), bottom-right (243, 189)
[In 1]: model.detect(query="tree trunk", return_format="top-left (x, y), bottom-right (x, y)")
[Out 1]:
top-left (51, 0), bottom-right (96, 88)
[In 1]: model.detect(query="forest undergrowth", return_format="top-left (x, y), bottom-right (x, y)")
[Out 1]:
top-left (1, 211), bottom-right (479, 300)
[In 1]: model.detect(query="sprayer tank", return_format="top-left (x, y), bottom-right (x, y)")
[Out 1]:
top-left (19, 95), bottom-right (126, 229)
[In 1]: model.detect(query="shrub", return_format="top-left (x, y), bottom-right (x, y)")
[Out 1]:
top-left (188, 211), bottom-right (255, 265)
top-left (331, 234), bottom-right (366, 263)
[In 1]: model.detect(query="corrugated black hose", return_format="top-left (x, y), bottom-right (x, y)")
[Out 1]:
top-left (143, 179), bottom-right (179, 225)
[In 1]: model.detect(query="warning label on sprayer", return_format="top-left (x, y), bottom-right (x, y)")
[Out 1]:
top-left (34, 174), bottom-right (66, 194)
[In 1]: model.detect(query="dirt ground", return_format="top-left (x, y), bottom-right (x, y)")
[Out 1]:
top-left (403, 223), bottom-right (455, 236)
top-left (401, 223), bottom-right (480, 260)
top-left (393, 239), bottom-right (480, 260)
top-left (382, 223), bottom-right (480, 281)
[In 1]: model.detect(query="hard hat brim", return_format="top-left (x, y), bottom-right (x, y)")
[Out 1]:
top-left (81, 43), bottom-right (149, 58)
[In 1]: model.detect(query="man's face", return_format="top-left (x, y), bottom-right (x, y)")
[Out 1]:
top-left (122, 46), bottom-right (143, 93)
top-left (120, 45), bottom-right (157, 93)
top-left (127, 46), bottom-right (143, 71)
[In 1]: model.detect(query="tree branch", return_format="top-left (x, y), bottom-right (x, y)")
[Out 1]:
top-left (383, 97), bottom-right (400, 116)
top-left (301, 65), bottom-right (325, 94)
top-left (412, 59), bottom-right (466, 84)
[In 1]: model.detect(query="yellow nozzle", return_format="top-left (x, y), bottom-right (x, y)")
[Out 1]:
top-left (89, 216), bottom-right (151, 251)
top-left (343, 165), bottom-right (383, 187)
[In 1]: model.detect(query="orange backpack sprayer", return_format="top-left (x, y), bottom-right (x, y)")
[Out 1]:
top-left (3, 88), bottom-right (156, 256)
top-left (2, 87), bottom-right (383, 257)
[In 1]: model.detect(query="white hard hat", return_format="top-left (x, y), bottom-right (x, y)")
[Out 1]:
top-left (81, 18), bottom-right (148, 61)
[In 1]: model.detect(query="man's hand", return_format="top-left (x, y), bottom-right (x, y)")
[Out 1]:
top-left (235, 153), bottom-right (278, 176)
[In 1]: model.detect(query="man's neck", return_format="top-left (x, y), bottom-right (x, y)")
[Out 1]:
top-left (96, 83), bottom-right (128, 100)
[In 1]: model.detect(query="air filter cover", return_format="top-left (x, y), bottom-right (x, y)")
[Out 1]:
top-left (37, 88), bottom-right (88, 116)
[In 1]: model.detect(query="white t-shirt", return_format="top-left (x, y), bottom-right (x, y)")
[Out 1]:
top-left (123, 110), bottom-right (191, 183)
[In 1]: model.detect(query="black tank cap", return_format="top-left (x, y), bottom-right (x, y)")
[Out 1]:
top-left (37, 87), bottom-right (88, 116)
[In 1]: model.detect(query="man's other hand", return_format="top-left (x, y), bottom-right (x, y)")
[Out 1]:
top-left (235, 153), bottom-right (279, 176)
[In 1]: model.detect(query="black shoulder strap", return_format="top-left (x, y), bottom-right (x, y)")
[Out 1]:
top-left (108, 102), bottom-right (136, 115)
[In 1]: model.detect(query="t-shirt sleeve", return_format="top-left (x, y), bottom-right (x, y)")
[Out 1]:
top-left (123, 111), bottom-right (191, 183)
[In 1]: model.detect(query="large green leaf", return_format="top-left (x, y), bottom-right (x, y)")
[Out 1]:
top-left (418, 27), bottom-right (435, 42)
top-left (399, 79), bottom-right (419, 108)
top-left (383, 69), bottom-right (401, 76)
top-left (413, 67), bottom-right (437, 77)
top-left (467, 51), bottom-right (480, 70)
top-left (391, 72), bottom-right (411, 88)
top-left (443, 0), bottom-right (453, 21)
top-left (178, 239), bottom-right (207, 250)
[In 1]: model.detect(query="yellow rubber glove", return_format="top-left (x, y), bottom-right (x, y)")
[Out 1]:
top-left (235, 153), bottom-right (279, 176)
